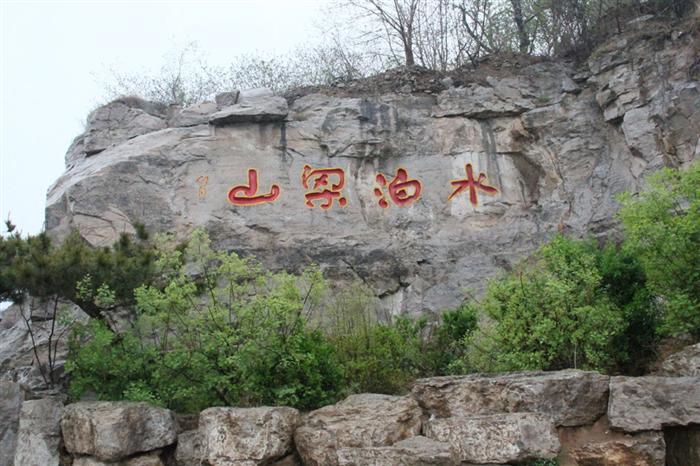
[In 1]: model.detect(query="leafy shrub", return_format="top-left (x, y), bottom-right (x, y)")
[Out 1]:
top-left (324, 284), bottom-right (427, 394)
top-left (461, 236), bottom-right (647, 373)
top-left (424, 303), bottom-right (479, 375)
top-left (618, 162), bottom-right (700, 338)
top-left (325, 287), bottom-right (478, 394)
top-left (67, 229), bottom-right (343, 412)
top-left (0, 222), bottom-right (155, 321)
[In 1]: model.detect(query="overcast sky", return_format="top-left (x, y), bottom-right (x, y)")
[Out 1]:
top-left (0, 0), bottom-right (328, 235)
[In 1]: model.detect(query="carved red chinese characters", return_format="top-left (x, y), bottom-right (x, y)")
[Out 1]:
top-left (374, 168), bottom-right (422, 208)
top-left (228, 169), bottom-right (280, 206)
top-left (301, 165), bottom-right (348, 209)
top-left (196, 175), bottom-right (209, 199)
top-left (448, 163), bottom-right (498, 207)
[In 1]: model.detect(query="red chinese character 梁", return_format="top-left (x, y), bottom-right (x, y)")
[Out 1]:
top-left (301, 165), bottom-right (348, 210)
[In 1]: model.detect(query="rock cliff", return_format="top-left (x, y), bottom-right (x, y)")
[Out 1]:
top-left (43, 20), bottom-right (700, 316)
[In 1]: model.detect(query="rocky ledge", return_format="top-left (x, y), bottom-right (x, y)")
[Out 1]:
top-left (4, 363), bottom-right (700, 466)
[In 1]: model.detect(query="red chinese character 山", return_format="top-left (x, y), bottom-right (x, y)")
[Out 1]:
top-left (448, 163), bottom-right (498, 207)
top-left (374, 168), bottom-right (422, 208)
top-left (301, 165), bottom-right (348, 209)
top-left (228, 169), bottom-right (280, 206)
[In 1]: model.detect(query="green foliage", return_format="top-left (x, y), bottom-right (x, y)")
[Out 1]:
top-left (67, 229), bottom-right (343, 412)
top-left (0, 226), bottom-right (156, 321)
top-left (425, 304), bottom-right (479, 375)
top-left (462, 235), bottom-right (651, 373)
top-left (521, 459), bottom-right (559, 466)
top-left (324, 284), bottom-right (426, 395)
top-left (618, 162), bottom-right (700, 338)
top-left (325, 286), bottom-right (478, 394)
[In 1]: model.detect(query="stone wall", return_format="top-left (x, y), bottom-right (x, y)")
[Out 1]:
top-left (10, 365), bottom-right (700, 466)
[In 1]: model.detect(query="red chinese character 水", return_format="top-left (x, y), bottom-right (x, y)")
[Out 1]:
top-left (228, 169), bottom-right (280, 206)
top-left (374, 168), bottom-right (422, 208)
top-left (301, 165), bottom-right (348, 209)
top-left (448, 163), bottom-right (498, 207)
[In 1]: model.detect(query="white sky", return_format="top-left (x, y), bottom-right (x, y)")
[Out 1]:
top-left (0, 0), bottom-right (329, 235)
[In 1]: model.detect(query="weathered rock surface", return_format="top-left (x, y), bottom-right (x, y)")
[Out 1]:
top-left (558, 415), bottom-right (665, 466)
top-left (659, 342), bottom-right (700, 376)
top-left (199, 406), bottom-right (299, 466)
top-left (412, 370), bottom-right (609, 426)
top-left (215, 90), bottom-right (240, 108)
top-left (44, 28), bottom-right (700, 317)
top-left (337, 436), bottom-right (457, 466)
top-left (13, 398), bottom-right (64, 466)
top-left (424, 413), bottom-right (560, 464)
top-left (209, 95), bottom-right (288, 124)
top-left (569, 431), bottom-right (666, 466)
top-left (0, 300), bottom-right (88, 393)
top-left (172, 102), bottom-right (218, 127)
top-left (294, 394), bottom-right (422, 466)
top-left (72, 452), bottom-right (165, 466)
top-left (175, 429), bottom-right (201, 466)
top-left (61, 401), bottom-right (177, 461)
top-left (0, 381), bottom-right (23, 466)
top-left (608, 376), bottom-right (700, 432)
top-left (83, 98), bottom-right (167, 156)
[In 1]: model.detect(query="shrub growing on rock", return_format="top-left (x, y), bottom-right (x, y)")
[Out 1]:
top-left (67, 229), bottom-right (343, 412)
top-left (461, 235), bottom-right (656, 374)
top-left (618, 162), bottom-right (700, 338)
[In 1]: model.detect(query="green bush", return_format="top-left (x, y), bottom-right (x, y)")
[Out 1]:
top-left (0, 222), bottom-right (155, 321)
top-left (461, 236), bottom-right (650, 373)
top-left (618, 162), bottom-right (700, 338)
top-left (67, 229), bottom-right (343, 412)
top-left (324, 285), bottom-right (428, 394)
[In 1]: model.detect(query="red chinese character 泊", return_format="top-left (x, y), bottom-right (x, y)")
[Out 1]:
top-left (301, 165), bottom-right (348, 209)
top-left (448, 163), bottom-right (498, 207)
top-left (228, 169), bottom-right (280, 206)
top-left (374, 168), bottom-right (422, 208)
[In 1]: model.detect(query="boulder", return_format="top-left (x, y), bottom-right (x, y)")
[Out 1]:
top-left (215, 90), bottom-right (240, 108)
top-left (209, 95), bottom-right (288, 124)
top-left (0, 300), bottom-right (87, 393)
top-left (171, 102), bottom-right (218, 127)
top-left (608, 376), bottom-right (700, 432)
top-left (569, 432), bottom-right (665, 466)
top-left (13, 398), bottom-right (64, 466)
top-left (72, 452), bottom-right (164, 466)
top-left (558, 415), bottom-right (665, 466)
top-left (199, 406), bottom-right (299, 466)
top-left (659, 342), bottom-right (700, 376)
top-left (174, 430), bottom-right (201, 466)
top-left (411, 370), bottom-right (609, 426)
top-left (432, 82), bottom-right (535, 119)
top-left (238, 87), bottom-right (274, 103)
top-left (61, 401), bottom-right (177, 461)
top-left (337, 436), bottom-right (457, 466)
top-left (0, 381), bottom-right (23, 466)
top-left (83, 99), bottom-right (167, 155)
top-left (294, 394), bottom-right (422, 466)
top-left (423, 413), bottom-right (560, 464)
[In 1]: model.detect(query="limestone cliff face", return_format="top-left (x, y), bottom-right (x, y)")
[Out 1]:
top-left (45, 23), bottom-right (700, 316)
